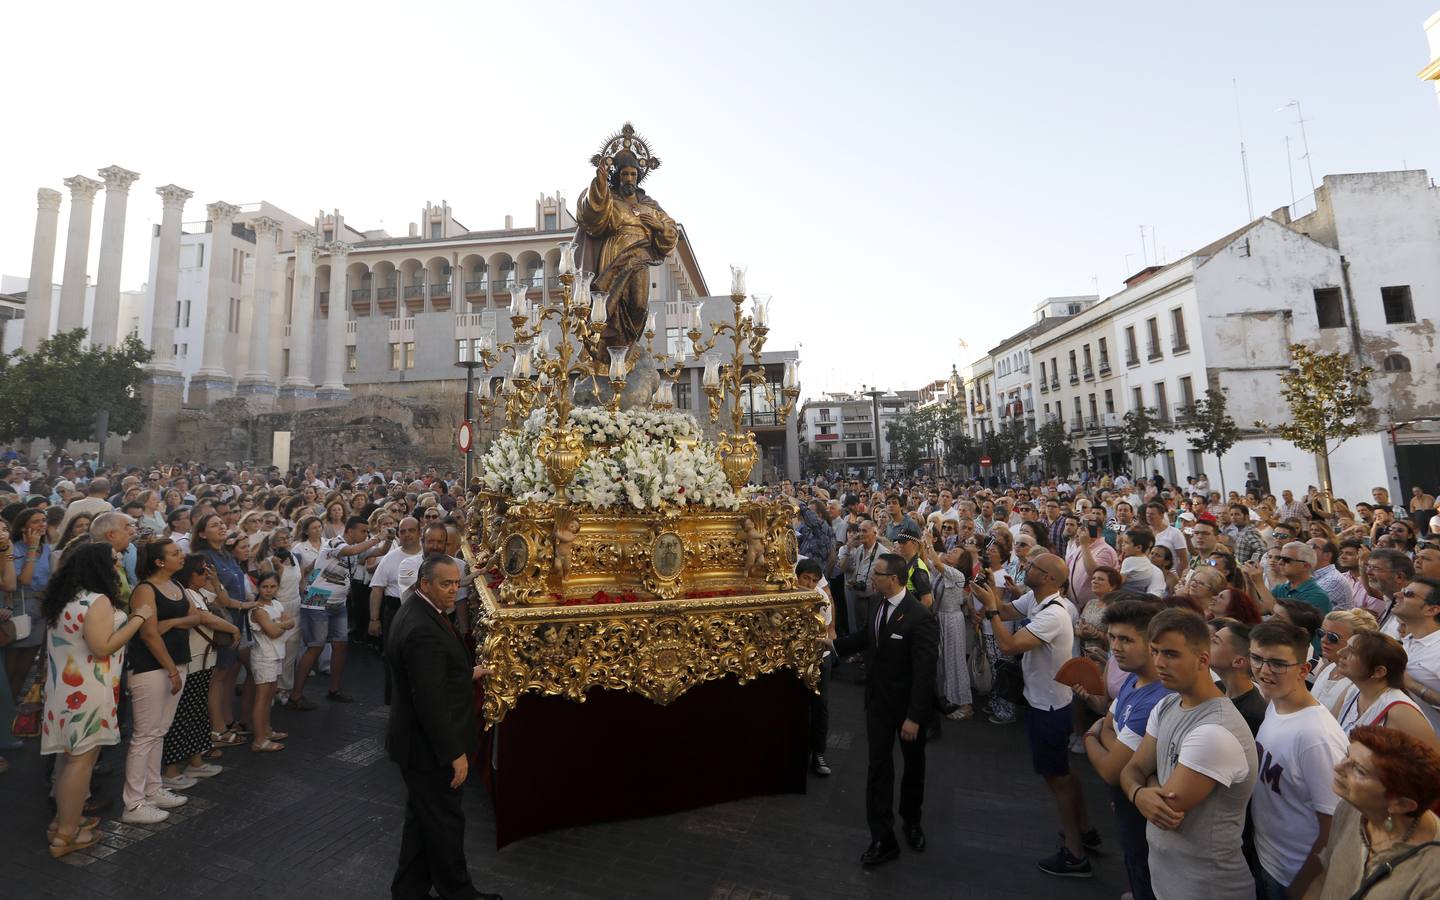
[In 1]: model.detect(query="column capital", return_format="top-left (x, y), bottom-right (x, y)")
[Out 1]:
top-left (293, 228), bottom-right (318, 252)
top-left (37, 188), bottom-right (62, 211)
top-left (97, 165), bottom-right (140, 192)
top-left (252, 215), bottom-right (282, 238)
top-left (207, 201), bottom-right (242, 224)
top-left (156, 184), bottom-right (193, 210)
top-left (324, 240), bottom-right (354, 259)
top-left (62, 175), bottom-right (103, 202)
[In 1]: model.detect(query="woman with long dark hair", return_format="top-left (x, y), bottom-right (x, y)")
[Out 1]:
top-left (5, 507), bottom-right (52, 700)
top-left (192, 514), bottom-right (256, 746)
top-left (161, 553), bottom-right (238, 787)
top-left (40, 542), bottom-right (149, 856)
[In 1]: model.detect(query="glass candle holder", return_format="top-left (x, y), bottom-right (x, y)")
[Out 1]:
top-left (558, 242), bottom-right (577, 276)
top-left (689, 302), bottom-right (703, 331)
top-left (608, 346), bottom-right (628, 381)
top-left (509, 283), bottom-right (530, 316)
top-left (571, 271), bottom-right (594, 306)
top-left (645, 312), bottom-right (657, 334)
top-left (751, 294), bottom-right (771, 328)
top-left (730, 265), bottom-right (747, 296)
top-left (784, 358), bottom-right (800, 388)
top-left (590, 291), bottom-right (609, 324)
top-left (703, 356), bottom-right (721, 387)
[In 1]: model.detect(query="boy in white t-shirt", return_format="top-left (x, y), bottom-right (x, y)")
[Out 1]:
top-left (1248, 620), bottom-right (1349, 899)
top-left (1118, 528), bottom-right (1167, 596)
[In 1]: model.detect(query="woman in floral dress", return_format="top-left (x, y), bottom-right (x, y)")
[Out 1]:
top-left (40, 543), bottom-right (150, 857)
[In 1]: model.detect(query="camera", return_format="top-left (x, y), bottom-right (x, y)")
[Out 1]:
top-left (1087, 522), bottom-right (1100, 538)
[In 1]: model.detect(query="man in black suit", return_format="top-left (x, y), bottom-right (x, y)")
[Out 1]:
top-left (832, 551), bottom-right (940, 866)
top-left (385, 556), bottom-right (500, 900)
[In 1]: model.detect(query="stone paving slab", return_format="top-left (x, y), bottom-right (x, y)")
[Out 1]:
top-left (0, 649), bottom-right (1124, 899)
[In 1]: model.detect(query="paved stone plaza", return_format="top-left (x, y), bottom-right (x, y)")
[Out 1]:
top-left (2, 650), bottom-right (1124, 899)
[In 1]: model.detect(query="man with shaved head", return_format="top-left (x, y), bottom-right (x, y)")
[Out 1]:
top-left (370, 516), bottom-right (425, 703)
top-left (974, 551), bottom-right (1096, 878)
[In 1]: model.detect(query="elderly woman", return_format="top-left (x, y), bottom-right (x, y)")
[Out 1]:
top-left (1307, 726), bottom-right (1440, 898)
top-left (1190, 565), bottom-right (1263, 625)
top-left (1336, 634), bottom-right (1438, 746)
top-left (922, 534), bottom-right (973, 720)
top-left (1311, 609), bottom-right (1380, 717)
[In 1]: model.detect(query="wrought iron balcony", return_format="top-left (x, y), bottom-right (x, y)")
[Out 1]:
top-left (1068, 370), bottom-right (1080, 385)
top-left (377, 286), bottom-right (397, 300)
top-left (1147, 343), bottom-right (1163, 361)
top-left (1083, 366), bottom-right (1094, 381)
top-left (350, 288), bottom-right (369, 301)
top-left (465, 280), bottom-right (488, 294)
top-left (403, 284), bottom-right (425, 300)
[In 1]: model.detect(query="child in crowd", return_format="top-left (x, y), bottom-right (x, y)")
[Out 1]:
top-left (247, 571), bottom-right (295, 753)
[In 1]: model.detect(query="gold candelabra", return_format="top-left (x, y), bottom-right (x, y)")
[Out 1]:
top-left (686, 267), bottom-right (800, 488)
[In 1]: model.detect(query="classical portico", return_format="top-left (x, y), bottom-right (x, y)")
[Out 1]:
top-left (22, 188), bottom-right (62, 352)
top-left (91, 165), bottom-right (141, 348)
top-left (57, 175), bottom-right (103, 335)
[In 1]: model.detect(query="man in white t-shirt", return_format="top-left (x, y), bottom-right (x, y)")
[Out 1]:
top-left (1395, 575), bottom-right (1440, 732)
top-left (977, 553), bottom-right (1094, 877)
top-left (1118, 528), bottom-right (1167, 596)
top-left (1249, 620), bottom-right (1348, 899)
top-left (1144, 501), bottom-right (1189, 574)
top-left (1120, 608), bottom-right (1258, 900)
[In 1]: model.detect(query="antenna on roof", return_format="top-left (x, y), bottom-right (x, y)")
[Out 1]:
top-left (1280, 99), bottom-right (1317, 200)
top-left (1234, 79), bottom-right (1255, 221)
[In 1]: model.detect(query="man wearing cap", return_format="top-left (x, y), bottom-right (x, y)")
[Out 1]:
top-left (1187, 515), bottom-right (1220, 575)
top-left (891, 532), bottom-right (933, 610)
top-left (1243, 541), bottom-right (1331, 619)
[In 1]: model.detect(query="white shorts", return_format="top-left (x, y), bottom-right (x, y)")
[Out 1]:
top-left (250, 654), bottom-right (282, 685)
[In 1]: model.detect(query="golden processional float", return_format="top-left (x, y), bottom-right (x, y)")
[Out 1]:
top-left (461, 123), bottom-right (825, 729)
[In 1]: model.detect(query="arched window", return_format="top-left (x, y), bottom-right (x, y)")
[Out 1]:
top-left (1382, 354), bottom-right (1411, 373)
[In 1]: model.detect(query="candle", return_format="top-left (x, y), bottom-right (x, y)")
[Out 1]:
top-left (608, 346), bottom-right (628, 381)
top-left (784, 359), bottom-right (800, 389)
top-left (478, 331), bottom-right (494, 353)
top-left (509, 282), bottom-right (529, 316)
top-left (590, 291), bottom-right (608, 324)
top-left (730, 264), bottom-right (747, 296)
top-left (689, 302), bottom-right (703, 331)
top-left (751, 293), bottom-right (771, 328)
top-left (512, 346), bottom-right (532, 378)
top-left (703, 357), bottom-right (720, 387)
top-left (476, 378), bottom-right (490, 400)
top-left (654, 379), bottom-right (671, 405)
top-left (537, 330), bottom-right (552, 355)
top-left (646, 312), bottom-right (657, 334)
top-left (558, 242), bottom-right (577, 276)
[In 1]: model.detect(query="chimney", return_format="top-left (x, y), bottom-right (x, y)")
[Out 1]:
top-left (1123, 265), bottom-right (1164, 289)
top-left (408, 222), bottom-right (418, 238)
top-left (504, 215), bottom-right (513, 230)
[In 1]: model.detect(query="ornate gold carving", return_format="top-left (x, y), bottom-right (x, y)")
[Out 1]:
top-left (473, 583), bottom-right (826, 727)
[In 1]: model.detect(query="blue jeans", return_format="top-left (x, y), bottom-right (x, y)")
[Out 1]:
top-left (1109, 785), bottom-right (1156, 900)
top-left (1258, 867), bottom-right (1290, 900)
top-left (0, 658), bottom-right (15, 744)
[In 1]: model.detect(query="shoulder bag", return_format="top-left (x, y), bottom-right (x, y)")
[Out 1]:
top-left (968, 624), bottom-right (994, 695)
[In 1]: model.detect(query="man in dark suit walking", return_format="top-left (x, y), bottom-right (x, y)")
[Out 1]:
top-left (832, 551), bottom-right (940, 866)
top-left (385, 555), bottom-right (500, 900)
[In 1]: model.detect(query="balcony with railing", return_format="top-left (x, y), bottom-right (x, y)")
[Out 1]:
top-left (1049, 377), bottom-right (1059, 390)
top-left (1069, 417), bottom-right (1084, 433)
top-left (1098, 354), bottom-right (1111, 375)
top-left (1146, 342), bottom-right (1163, 362)
top-left (377, 285), bottom-right (397, 301)
top-left (1172, 335), bottom-right (1189, 354)
top-left (1039, 379), bottom-right (1049, 394)
top-left (1085, 417), bottom-right (1100, 432)
top-left (403, 284), bottom-right (425, 300)
top-left (1082, 366), bottom-right (1094, 381)
top-left (1126, 350), bottom-right (1139, 367)
top-left (465, 280), bottom-right (488, 296)
top-left (1068, 369), bottom-right (1080, 385)
top-left (429, 281), bottom-right (451, 297)
top-left (350, 287), bottom-right (369, 301)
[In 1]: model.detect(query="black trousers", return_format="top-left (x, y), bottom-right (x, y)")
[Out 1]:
top-left (346, 580), bottom-right (370, 645)
top-left (864, 707), bottom-right (927, 842)
top-left (392, 766), bottom-right (475, 900)
top-left (380, 594), bottom-right (402, 705)
top-left (810, 654), bottom-right (833, 756)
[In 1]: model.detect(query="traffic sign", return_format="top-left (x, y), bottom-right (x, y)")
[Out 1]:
top-left (979, 455), bottom-right (992, 466)
top-left (458, 421), bottom-right (474, 454)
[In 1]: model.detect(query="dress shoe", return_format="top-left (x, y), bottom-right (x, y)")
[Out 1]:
top-left (860, 839), bottom-right (900, 866)
top-left (904, 822), bottom-right (927, 852)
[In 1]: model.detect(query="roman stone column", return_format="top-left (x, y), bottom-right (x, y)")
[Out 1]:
top-left (21, 188), bottom-right (62, 352)
top-left (57, 175), bottom-right (103, 335)
top-left (279, 228), bottom-right (319, 410)
top-left (91, 165), bottom-right (141, 347)
top-left (189, 201), bottom-right (241, 407)
top-left (237, 216), bottom-right (281, 409)
top-left (148, 185), bottom-right (192, 374)
top-left (317, 241), bottom-right (353, 401)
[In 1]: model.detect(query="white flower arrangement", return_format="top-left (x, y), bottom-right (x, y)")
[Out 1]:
top-left (478, 407), bottom-right (743, 511)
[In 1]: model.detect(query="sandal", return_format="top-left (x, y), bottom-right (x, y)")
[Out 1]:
top-left (203, 748), bottom-right (225, 760)
top-left (210, 730), bottom-right (244, 746)
top-left (286, 697), bottom-right (317, 711)
top-left (267, 731), bottom-right (289, 741)
top-left (48, 825), bottom-right (100, 859)
top-left (251, 740), bottom-right (285, 753)
top-left (947, 705), bottom-right (975, 721)
top-left (48, 816), bottom-right (100, 837)
top-left (227, 721), bottom-right (252, 737)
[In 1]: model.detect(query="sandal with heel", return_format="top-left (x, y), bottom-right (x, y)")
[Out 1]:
top-left (48, 825), bottom-right (100, 859)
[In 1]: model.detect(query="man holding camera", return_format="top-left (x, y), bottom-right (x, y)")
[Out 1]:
top-left (1067, 510), bottom-right (1119, 611)
top-left (839, 518), bottom-right (882, 640)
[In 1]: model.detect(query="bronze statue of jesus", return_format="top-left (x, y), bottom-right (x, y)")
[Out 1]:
top-left (575, 142), bottom-right (678, 367)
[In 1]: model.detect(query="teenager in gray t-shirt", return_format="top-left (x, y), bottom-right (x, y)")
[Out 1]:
top-left (1121, 609), bottom-right (1259, 900)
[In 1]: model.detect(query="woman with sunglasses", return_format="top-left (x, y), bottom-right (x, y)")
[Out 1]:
top-left (1336, 634), bottom-right (1439, 746)
top-left (1311, 609), bottom-right (1379, 718)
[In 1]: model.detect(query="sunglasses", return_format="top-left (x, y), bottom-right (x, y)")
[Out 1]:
top-left (1276, 556), bottom-right (1302, 565)
top-left (1321, 630), bottom-right (1344, 644)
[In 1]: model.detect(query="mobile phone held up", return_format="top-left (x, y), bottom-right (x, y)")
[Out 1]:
top-left (1087, 522), bottom-right (1100, 538)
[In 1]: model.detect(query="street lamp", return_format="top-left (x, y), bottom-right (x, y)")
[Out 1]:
top-left (455, 358), bottom-right (485, 486)
top-left (863, 387), bottom-right (883, 478)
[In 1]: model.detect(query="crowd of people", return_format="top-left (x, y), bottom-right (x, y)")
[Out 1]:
top-left (789, 469), bottom-right (1440, 898)
top-left (0, 457), bottom-right (476, 860)
top-left (6, 449), bottom-right (1440, 898)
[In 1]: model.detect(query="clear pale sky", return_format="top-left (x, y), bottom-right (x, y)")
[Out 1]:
top-left (5, 1), bottom-right (1440, 400)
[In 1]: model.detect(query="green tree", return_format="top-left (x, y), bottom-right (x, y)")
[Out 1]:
top-left (800, 444), bottom-right (833, 478)
top-left (1175, 387), bottom-right (1241, 495)
top-left (944, 427), bottom-right (979, 473)
top-left (1120, 406), bottom-right (1167, 475)
top-left (885, 414), bottom-right (926, 475)
top-left (1260, 344), bottom-right (1373, 496)
top-left (994, 419), bottom-right (1033, 478)
top-left (1036, 418), bottom-right (1073, 478)
top-left (0, 329), bottom-right (153, 450)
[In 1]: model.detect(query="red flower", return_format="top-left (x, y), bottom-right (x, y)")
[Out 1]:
top-left (65, 691), bottom-right (86, 710)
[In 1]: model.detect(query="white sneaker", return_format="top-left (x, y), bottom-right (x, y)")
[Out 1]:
top-left (161, 773), bottom-right (198, 790)
top-left (147, 788), bottom-right (189, 809)
top-left (183, 763), bottom-right (222, 779)
top-left (1069, 734), bottom-right (1087, 755)
top-left (121, 803), bottom-right (170, 825)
